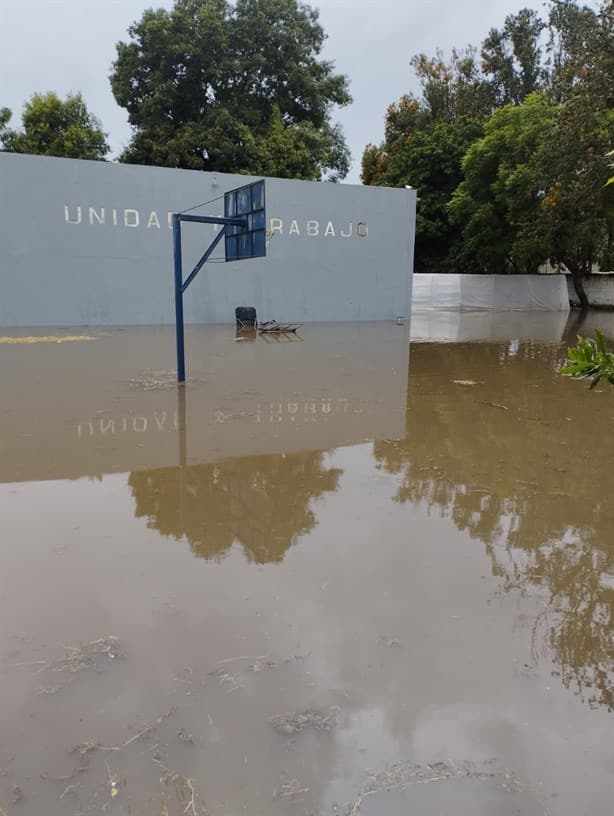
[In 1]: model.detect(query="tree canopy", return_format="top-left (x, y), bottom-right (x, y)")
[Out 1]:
top-left (110, 0), bottom-right (351, 180)
top-left (0, 92), bottom-right (109, 160)
top-left (448, 93), bottom-right (560, 276)
top-left (362, 1), bottom-right (614, 295)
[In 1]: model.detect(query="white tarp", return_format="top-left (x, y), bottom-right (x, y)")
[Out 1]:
top-left (411, 274), bottom-right (570, 312)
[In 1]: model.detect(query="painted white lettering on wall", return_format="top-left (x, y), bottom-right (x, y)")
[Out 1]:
top-left (124, 209), bottom-right (140, 228)
top-left (269, 219), bottom-right (367, 238)
top-left (64, 206), bottom-right (369, 239)
top-left (89, 207), bottom-right (105, 225)
top-left (65, 205), bottom-right (82, 224)
top-left (147, 211), bottom-right (161, 229)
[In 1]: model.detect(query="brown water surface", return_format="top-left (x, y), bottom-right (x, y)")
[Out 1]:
top-left (0, 318), bottom-right (612, 816)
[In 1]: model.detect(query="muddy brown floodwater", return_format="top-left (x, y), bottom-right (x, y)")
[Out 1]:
top-left (0, 316), bottom-right (612, 816)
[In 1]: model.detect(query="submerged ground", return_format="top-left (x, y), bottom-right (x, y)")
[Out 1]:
top-left (0, 314), bottom-right (612, 816)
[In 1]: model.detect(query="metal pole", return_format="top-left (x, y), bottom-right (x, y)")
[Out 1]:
top-left (177, 384), bottom-right (187, 531)
top-left (172, 214), bottom-right (186, 382)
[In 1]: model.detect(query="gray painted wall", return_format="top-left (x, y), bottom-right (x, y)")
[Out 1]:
top-left (0, 153), bottom-right (416, 326)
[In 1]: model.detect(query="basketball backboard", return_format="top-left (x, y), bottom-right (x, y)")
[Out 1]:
top-left (224, 180), bottom-right (266, 261)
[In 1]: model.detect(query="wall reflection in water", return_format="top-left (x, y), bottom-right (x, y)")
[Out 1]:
top-left (375, 340), bottom-right (613, 711)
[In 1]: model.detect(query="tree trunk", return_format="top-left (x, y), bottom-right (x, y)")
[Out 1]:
top-left (567, 262), bottom-right (590, 309)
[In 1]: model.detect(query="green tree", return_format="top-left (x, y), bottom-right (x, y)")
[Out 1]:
top-left (361, 49), bottom-right (488, 272)
top-left (449, 90), bottom-right (613, 292)
top-left (536, 0), bottom-right (614, 306)
top-left (110, 0), bottom-right (351, 179)
top-left (0, 92), bottom-right (109, 160)
top-left (362, 1), bottom-right (613, 288)
top-left (481, 8), bottom-right (546, 105)
top-left (409, 46), bottom-right (495, 122)
top-left (449, 93), bottom-right (560, 275)
top-left (364, 114), bottom-right (483, 273)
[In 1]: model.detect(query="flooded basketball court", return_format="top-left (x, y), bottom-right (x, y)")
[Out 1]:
top-left (0, 315), bottom-right (612, 816)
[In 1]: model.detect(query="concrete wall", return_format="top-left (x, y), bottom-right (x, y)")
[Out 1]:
top-left (567, 274), bottom-right (614, 308)
top-left (0, 153), bottom-right (416, 327)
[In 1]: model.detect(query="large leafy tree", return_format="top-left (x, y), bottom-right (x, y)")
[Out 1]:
top-left (448, 93), bottom-right (560, 275)
top-left (361, 48), bottom-right (489, 272)
top-left (362, 1), bottom-right (613, 293)
top-left (450, 2), bottom-right (613, 300)
top-left (364, 112), bottom-right (484, 273)
top-left (361, 10), bottom-right (545, 272)
top-left (110, 0), bottom-right (351, 179)
top-left (0, 92), bottom-right (109, 160)
top-left (537, 0), bottom-right (614, 305)
top-left (481, 7), bottom-right (546, 106)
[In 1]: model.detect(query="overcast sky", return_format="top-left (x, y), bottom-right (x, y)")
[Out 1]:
top-left (1, 0), bottom-right (535, 182)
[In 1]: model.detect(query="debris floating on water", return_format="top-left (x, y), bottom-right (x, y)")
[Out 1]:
top-left (271, 706), bottom-right (340, 735)
top-left (128, 370), bottom-right (187, 390)
top-left (258, 320), bottom-right (303, 334)
top-left (378, 635), bottom-right (401, 648)
top-left (346, 759), bottom-right (539, 816)
top-left (273, 775), bottom-right (310, 801)
top-left (0, 335), bottom-right (96, 344)
top-left (46, 636), bottom-right (122, 673)
top-left (18, 636), bottom-right (123, 695)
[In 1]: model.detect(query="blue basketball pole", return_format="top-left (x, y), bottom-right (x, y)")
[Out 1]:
top-left (172, 180), bottom-right (265, 383)
top-left (172, 214), bottom-right (186, 383)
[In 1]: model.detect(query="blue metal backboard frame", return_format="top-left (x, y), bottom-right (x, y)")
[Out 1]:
top-left (224, 180), bottom-right (266, 261)
top-left (172, 180), bottom-right (266, 382)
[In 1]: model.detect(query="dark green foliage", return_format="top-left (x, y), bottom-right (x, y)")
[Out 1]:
top-left (110, 0), bottom-right (351, 179)
top-left (0, 93), bottom-right (108, 160)
top-left (362, 1), bottom-right (614, 293)
top-left (481, 8), bottom-right (546, 105)
top-left (449, 94), bottom-right (560, 275)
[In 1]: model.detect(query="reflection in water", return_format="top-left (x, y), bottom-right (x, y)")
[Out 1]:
top-left (375, 341), bottom-right (614, 711)
top-left (129, 451), bottom-right (341, 563)
top-left (4, 324), bottom-right (614, 815)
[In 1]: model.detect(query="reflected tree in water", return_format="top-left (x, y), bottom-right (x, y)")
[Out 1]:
top-left (375, 341), bottom-right (614, 710)
top-left (129, 450), bottom-right (341, 564)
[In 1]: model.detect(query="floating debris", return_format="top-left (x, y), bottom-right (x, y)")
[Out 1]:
top-left (0, 335), bottom-right (96, 345)
top-left (273, 776), bottom-right (310, 801)
top-left (45, 636), bottom-right (122, 674)
top-left (271, 706), bottom-right (339, 735)
top-left (207, 667), bottom-right (244, 693)
top-left (258, 320), bottom-right (303, 334)
top-left (19, 636), bottom-right (123, 695)
top-left (249, 658), bottom-right (278, 673)
top-left (346, 759), bottom-right (538, 816)
top-left (378, 635), bottom-right (401, 648)
top-left (177, 728), bottom-right (195, 745)
top-left (153, 755), bottom-right (205, 816)
top-left (11, 785), bottom-right (23, 804)
top-left (106, 763), bottom-right (120, 799)
top-left (127, 370), bottom-right (185, 390)
top-left (480, 400), bottom-right (509, 411)
top-left (72, 707), bottom-right (177, 755)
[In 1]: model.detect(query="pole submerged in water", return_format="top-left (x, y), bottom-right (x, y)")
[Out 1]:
top-left (172, 214), bottom-right (186, 383)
